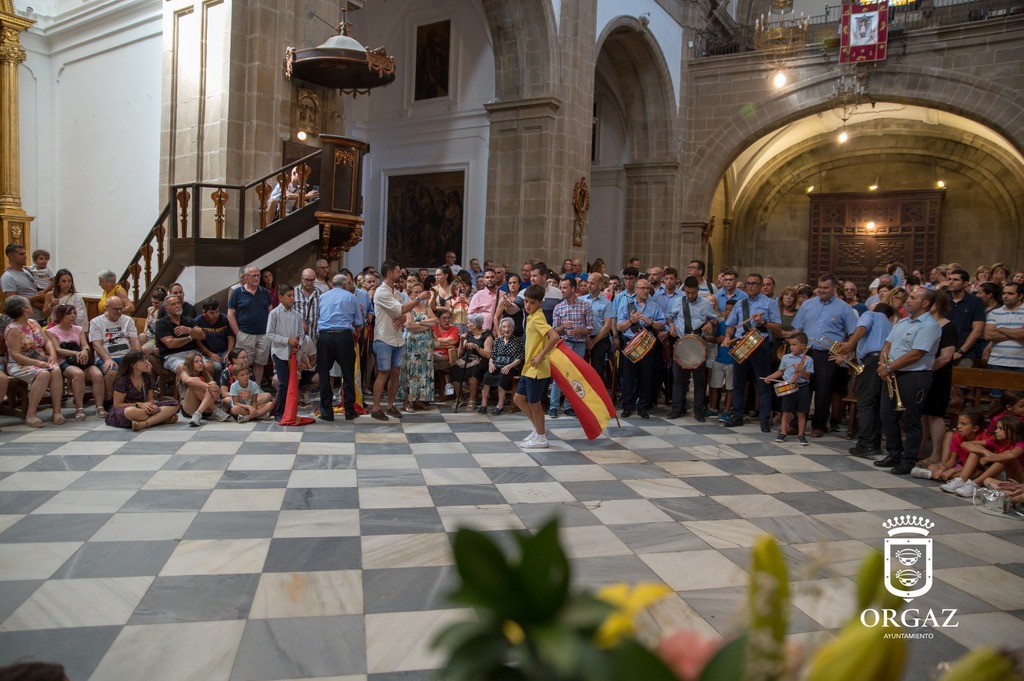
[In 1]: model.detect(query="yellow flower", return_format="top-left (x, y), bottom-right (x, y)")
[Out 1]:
top-left (503, 619), bottom-right (525, 646)
top-left (595, 582), bottom-right (672, 647)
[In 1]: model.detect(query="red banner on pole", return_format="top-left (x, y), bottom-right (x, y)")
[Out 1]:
top-left (840, 2), bottom-right (889, 64)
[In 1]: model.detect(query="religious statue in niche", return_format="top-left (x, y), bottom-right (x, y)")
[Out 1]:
top-left (414, 20), bottom-right (450, 101)
top-left (295, 87), bottom-right (320, 136)
top-left (572, 177), bottom-right (589, 248)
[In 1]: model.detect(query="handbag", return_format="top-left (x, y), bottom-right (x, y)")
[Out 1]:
top-left (60, 340), bottom-right (83, 367)
top-left (973, 487), bottom-right (1009, 516)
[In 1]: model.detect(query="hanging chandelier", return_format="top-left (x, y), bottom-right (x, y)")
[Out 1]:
top-left (754, 0), bottom-right (809, 69)
top-left (285, 5), bottom-right (396, 96)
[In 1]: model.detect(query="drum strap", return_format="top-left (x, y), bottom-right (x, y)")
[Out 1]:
top-left (742, 299), bottom-right (751, 333)
top-left (682, 300), bottom-right (692, 334)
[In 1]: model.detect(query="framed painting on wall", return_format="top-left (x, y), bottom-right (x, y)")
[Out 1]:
top-left (385, 171), bottom-right (464, 268)
top-left (414, 20), bottom-right (451, 101)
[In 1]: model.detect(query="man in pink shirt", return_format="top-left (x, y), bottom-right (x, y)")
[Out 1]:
top-left (469, 268), bottom-right (499, 331)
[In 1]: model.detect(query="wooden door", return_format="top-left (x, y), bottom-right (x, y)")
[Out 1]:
top-left (809, 190), bottom-right (942, 294)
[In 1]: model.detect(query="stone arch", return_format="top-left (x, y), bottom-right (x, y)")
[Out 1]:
top-left (595, 16), bottom-right (678, 162)
top-left (734, 124), bottom-right (1024, 232)
top-left (478, 0), bottom-right (558, 100)
top-left (682, 65), bottom-right (1024, 222)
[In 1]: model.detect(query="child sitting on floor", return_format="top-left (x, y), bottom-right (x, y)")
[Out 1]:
top-left (941, 415), bottom-right (1024, 498)
top-left (913, 409), bottom-right (986, 481)
top-left (229, 362), bottom-right (274, 422)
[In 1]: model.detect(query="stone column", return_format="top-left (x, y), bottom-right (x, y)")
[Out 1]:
top-left (622, 162), bottom-right (681, 266)
top-left (0, 2), bottom-right (34, 252)
top-left (483, 96), bottom-right (562, 264)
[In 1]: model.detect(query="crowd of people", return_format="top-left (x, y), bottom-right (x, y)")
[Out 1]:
top-left (2, 242), bottom-right (1023, 475)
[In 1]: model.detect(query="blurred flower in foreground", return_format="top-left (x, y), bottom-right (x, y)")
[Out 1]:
top-left (595, 582), bottom-right (671, 647)
top-left (656, 629), bottom-right (724, 680)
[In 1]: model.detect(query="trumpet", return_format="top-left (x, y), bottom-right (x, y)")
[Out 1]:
top-left (817, 337), bottom-right (864, 375)
top-left (881, 351), bottom-right (905, 411)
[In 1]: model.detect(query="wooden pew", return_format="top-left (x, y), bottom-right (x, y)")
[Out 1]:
top-left (949, 366), bottom-right (1024, 415)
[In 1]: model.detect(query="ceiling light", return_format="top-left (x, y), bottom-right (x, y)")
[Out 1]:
top-left (868, 184), bottom-right (877, 191)
top-left (838, 130), bottom-right (849, 144)
top-left (296, 130), bottom-right (308, 141)
top-left (867, 221), bottom-right (876, 231)
top-left (936, 180), bottom-right (945, 188)
top-left (806, 185), bottom-right (814, 193)
top-left (772, 71), bottom-right (787, 88)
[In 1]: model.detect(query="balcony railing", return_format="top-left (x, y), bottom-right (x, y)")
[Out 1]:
top-left (695, 0), bottom-right (1024, 58)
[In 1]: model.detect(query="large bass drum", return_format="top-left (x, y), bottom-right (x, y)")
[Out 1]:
top-left (673, 334), bottom-right (707, 369)
top-left (623, 330), bottom-right (655, 363)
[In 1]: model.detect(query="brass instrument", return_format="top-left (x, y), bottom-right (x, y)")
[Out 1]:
top-left (818, 337), bottom-right (864, 375)
top-left (881, 350), bottom-right (905, 411)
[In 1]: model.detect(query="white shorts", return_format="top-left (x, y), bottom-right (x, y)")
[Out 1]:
top-left (709, 361), bottom-right (734, 389)
top-left (236, 331), bottom-right (270, 365)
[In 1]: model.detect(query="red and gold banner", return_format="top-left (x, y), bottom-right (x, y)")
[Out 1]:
top-left (841, 2), bottom-right (889, 64)
top-left (549, 341), bottom-right (617, 440)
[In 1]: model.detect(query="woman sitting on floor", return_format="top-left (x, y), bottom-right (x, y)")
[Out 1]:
top-left (178, 351), bottom-right (229, 427)
top-left (105, 349), bottom-right (179, 430)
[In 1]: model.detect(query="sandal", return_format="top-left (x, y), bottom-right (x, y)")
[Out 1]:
top-left (490, 406), bottom-right (504, 415)
top-left (52, 414), bottom-right (66, 425)
top-left (132, 420), bottom-right (150, 432)
top-left (168, 413), bottom-right (179, 424)
top-left (75, 408), bottom-right (86, 421)
top-left (96, 407), bottom-right (108, 418)
top-left (24, 417), bottom-right (44, 429)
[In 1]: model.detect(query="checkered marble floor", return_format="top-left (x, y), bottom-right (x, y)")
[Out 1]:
top-left (1, 406), bottom-right (1022, 681)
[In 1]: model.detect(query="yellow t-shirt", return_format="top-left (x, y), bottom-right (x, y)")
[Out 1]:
top-left (521, 308), bottom-right (552, 380)
top-left (98, 284), bottom-right (127, 313)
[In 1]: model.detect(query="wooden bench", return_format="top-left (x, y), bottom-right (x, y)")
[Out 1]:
top-left (949, 366), bottom-right (1024, 415)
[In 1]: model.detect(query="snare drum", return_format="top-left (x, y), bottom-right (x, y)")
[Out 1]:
top-left (728, 328), bottom-right (766, 364)
top-left (623, 330), bottom-right (655, 364)
top-left (673, 334), bottom-right (707, 369)
top-left (773, 381), bottom-right (799, 397)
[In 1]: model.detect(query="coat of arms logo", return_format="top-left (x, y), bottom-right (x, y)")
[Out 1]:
top-left (883, 515), bottom-right (934, 602)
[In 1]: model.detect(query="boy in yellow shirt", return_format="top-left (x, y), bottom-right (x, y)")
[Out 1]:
top-left (513, 285), bottom-right (561, 449)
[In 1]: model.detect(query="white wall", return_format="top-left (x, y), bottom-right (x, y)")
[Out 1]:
top-left (342, 0), bottom-right (494, 271)
top-left (17, 0), bottom-right (162, 297)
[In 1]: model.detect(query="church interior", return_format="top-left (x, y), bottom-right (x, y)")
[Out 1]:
top-left (1, 0), bottom-right (1023, 679)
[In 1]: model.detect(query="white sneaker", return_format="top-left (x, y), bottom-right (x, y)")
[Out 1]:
top-left (911, 467), bottom-right (933, 480)
top-left (211, 408), bottom-right (230, 422)
top-left (940, 478), bottom-right (965, 493)
top-left (189, 412), bottom-right (203, 427)
top-left (522, 435), bottom-right (549, 449)
top-left (236, 414), bottom-right (250, 423)
top-left (955, 479), bottom-right (979, 498)
top-left (516, 432), bottom-right (537, 447)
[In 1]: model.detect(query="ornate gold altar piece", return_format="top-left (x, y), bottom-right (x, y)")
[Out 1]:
top-left (572, 177), bottom-right (589, 248)
top-left (0, 1), bottom-right (35, 255)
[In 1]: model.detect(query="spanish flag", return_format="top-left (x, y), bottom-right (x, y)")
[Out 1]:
top-left (549, 341), bottom-right (616, 440)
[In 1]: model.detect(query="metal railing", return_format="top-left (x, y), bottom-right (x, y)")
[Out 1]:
top-left (119, 150), bottom-right (323, 306)
top-left (695, 0), bottom-right (1023, 58)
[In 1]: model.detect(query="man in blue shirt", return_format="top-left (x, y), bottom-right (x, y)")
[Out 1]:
top-left (715, 267), bottom-right (748, 312)
top-left (580, 272), bottom-right (617, 390)
top-left (839, 303), bottom-right (895, 458)
top-left (791, 275), bottom-right (859, 437)
top-left (722, 273), bottom-right (781, 431)
top-left (667, 277), bottom-right (718, 421)
top-left (617, 279), bottom-right (665, 419)
top-left (652, 267), bottom-right (683, 409)
top-left (227, 265), bottom-right (273, 386)
top-left (873, 288), bottom-right (941, 475)
top-left (316, 273), bottom-right (364, 421)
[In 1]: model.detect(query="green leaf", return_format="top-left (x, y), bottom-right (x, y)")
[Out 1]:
top-left (432, 619), bottom-right (493, 652)
top-left (531, 623), bottom-right (586, 677)
top-left (435, 631), bottom-right (514, 681)
top-left (855, 550), bottom-right (884, 612)
top-left (450, 529), bottom-right (520, 615)
top-left (609, 639), bottom-right (682, 681)
top-left (516, 519), bottom-right (570, 620)
top-left (560, 594), bottom-right (616, 633)
top-left (699, 634), bottom-right (747, 681)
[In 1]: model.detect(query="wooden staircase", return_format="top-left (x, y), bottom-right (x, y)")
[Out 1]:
top-left (119, 150), bottom-right (323, 307)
